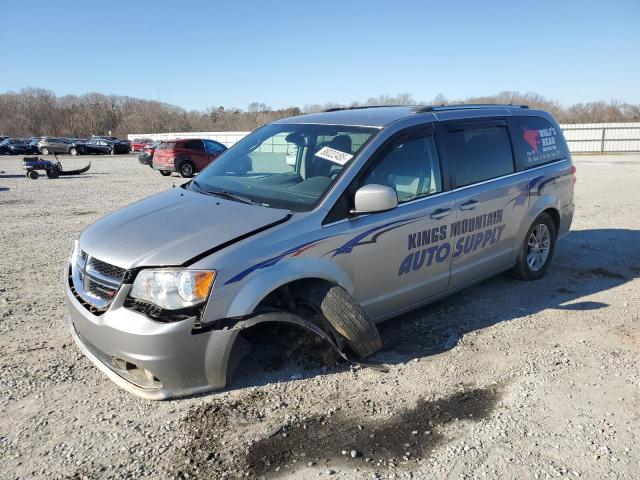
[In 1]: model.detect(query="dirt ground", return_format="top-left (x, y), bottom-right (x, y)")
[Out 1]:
top-left (0, 153), bottom-right (639, 480)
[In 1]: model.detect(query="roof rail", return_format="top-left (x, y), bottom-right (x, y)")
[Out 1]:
top-left (414, 103), bottom-right (529, 113)
top-left (323, 105), bottom-right (406, 112)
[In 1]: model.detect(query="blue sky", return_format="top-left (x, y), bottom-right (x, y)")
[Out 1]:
top-left (1, 0), bottom-right (639, 110)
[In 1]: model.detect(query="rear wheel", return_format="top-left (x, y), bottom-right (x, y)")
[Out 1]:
top-left (159, 170), bottom-right (172, 177)
top-left (511, 213), bottom-right (557, 280)
top-left (301, 283), bottom-right (382, 358)
top-left (109, 147), bottom-right (114, 155)
top-left (179, 160), bottom-right (195, 178)
top-left (26, 170), bottom-right (39, 179)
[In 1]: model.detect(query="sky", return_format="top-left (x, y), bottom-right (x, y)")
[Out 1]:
top-left (1, 0), bottom-right (639, 111)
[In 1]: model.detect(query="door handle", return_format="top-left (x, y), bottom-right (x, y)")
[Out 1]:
top-left (459, 200), bottom-right (479, 211)
top-left (430, 208), bottom-right (451, 220)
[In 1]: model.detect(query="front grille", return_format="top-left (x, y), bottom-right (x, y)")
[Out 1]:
top-left (70, 252), bottom-right (127, 312)
top-left (89, 257), bottom-right (126, 281)
top-left (87, 279), bottom-right (118, 301)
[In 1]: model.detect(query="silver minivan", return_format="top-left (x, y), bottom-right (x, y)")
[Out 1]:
top-left (64, 105), bottom-right (575, 399)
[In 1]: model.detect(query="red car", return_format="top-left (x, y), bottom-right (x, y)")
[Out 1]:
top-left (152, 138), bottom-right (227, 177)
top-left (130, 137), bottom-right (154, 152)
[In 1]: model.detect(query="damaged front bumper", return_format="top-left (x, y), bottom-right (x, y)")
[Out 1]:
top-left (64, 262), bottom-right (342, 400)
top-left (64, 261), bottom-right (241, 400)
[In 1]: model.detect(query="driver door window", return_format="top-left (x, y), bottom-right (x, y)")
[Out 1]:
top-left (360, 133), bottom-right (442, 202)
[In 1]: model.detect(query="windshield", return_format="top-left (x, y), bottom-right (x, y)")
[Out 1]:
top-left (190, 123), bottom-right (378, 211)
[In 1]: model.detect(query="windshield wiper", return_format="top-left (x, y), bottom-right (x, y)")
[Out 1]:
top-left (192, 180), bottom-right (256, 205)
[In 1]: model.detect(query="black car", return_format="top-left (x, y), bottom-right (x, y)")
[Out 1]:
top-left (137, 141), bottom-right (159, 166)
top-left (32, 136), bottom-right (86, 156)
top-left (83, 138), bottom-right (130, 155)
top-left (0, 138), bottom-right (36, 155)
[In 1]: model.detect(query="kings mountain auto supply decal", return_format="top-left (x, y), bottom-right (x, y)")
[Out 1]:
top-left (523, 126), bottom-right (560, 164)
top-left (398, 209), bottom-right (505, 276)
top-left (225, 210), bottom-right (508, 284)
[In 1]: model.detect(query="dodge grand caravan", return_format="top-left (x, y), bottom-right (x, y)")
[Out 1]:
top-left (64, 104), bottom-right (575, 399)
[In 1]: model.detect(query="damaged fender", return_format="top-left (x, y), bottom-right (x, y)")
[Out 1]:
top-left (202, 310), bottom-right (348, 391)
top-left (219, 257), bottom-right (355, 320)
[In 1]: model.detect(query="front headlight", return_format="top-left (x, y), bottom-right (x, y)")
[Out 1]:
top-left (130, 269), bottom-right (216, 310)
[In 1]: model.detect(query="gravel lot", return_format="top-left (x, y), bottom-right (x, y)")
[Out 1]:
top-left (1, 153), bottom-right (639, 480)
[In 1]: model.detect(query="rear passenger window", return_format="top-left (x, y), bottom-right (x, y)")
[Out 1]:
top-left (446, 125), bottom-right (514, 187)
top-left (510, 116), bottom-right (567, 169)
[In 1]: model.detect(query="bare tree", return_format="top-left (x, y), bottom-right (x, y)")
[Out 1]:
top-left (0, 88), bottom-right (638, 138)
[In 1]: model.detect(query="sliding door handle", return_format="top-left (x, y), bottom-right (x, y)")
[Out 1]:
top-left (430, 208), bottom-right (451, 220)
top-left (459, 200), bottom-right (479, 211)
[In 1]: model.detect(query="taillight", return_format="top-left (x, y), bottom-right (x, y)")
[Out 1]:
top-left (571, 165), bottom-right (577, 186)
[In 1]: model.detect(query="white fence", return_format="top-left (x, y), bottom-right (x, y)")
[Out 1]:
top-left (130, 122), bottom-right (640, 153)
top-left (127, 131), bottom-right (250, 148)
top-left (559, 123), bottom-right (640, 153)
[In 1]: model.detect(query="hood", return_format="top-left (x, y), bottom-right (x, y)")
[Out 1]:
top-left (79, 187), bottom-right (290, 269)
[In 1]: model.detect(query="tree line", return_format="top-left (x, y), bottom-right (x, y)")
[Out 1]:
top-left (1, 88), bottom-right (639, 138)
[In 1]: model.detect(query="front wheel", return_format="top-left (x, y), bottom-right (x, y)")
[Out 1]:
top-left (511, 213), bottom-right (557, 281)
top-left (301, 283), bottom-right (382, 358)
top-left (69, 147), bottom-right (77, 156)
top-left (41, 147), bottom-right (49, 155)
top-left (159, 170), bottom-right (172, 177)
top-left (178, 161), bottom-right (195, 178)
top-left (109, 147), bottom-right (114, 155)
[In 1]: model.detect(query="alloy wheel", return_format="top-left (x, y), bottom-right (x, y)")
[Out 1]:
top-left (526, 224), bottom-right (551, 272)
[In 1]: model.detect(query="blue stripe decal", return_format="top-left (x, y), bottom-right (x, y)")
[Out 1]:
top-left (224, 239), bottom-right (328, 285)
top-left (331, 216), bottom-right (423, 257)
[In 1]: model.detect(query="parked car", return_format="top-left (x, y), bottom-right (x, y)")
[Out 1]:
top-left (64, 104), bottom-right (575, 399)
top-left (32, 136), bottom-right (86, 156)
top-left (83, 138), bottom-right (130, 155)
top-left (152, 138), bottom-right (227, 177)
top-left (130, 138), bottom-right (153, 152)
top-left (0, 138), bottom-right (36, 155)
top-left (138, 142), bottom-right (159, 166)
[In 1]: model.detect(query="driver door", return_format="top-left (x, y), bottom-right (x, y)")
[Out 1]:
top-left (324, 127), bottom-right (455, 321)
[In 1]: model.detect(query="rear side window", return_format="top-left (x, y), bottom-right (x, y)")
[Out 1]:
top-left (510, 116), bottom-right (567, 169)
top-left (446, 125), bottom-right (514, 187)
top-left (157, 141), bottom-right (176, 150)
top-left (182, 139), bottom-right (204, 151)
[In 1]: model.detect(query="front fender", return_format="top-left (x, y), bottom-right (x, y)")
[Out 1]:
top-left (224, 257), bottom-right (354, 318)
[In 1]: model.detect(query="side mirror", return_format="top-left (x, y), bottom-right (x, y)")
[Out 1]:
top-left (351, 184), bottom-right (398, 215)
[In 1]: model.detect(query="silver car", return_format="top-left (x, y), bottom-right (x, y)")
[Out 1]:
top-left (64, 105), bottom-right (575, 399)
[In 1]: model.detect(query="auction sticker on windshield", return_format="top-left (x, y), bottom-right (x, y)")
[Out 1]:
top-left (315, 146), bottom-right (353, 165)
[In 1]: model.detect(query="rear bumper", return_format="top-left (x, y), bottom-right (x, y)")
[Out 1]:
top-left (152, 158), bottom-right (175, 171)
top-left (558, 202), bottom-right (574, 240)
top-left (64, 261), bottom-right (239, 399)
top-left (138, 154), bottom-right (152, 166)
